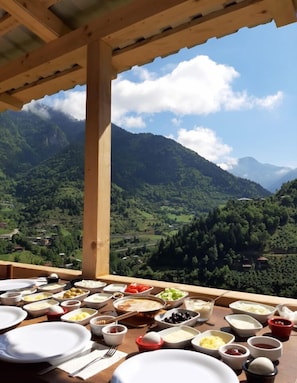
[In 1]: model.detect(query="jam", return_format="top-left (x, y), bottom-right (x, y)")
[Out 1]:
top-left (253, 343), bottom-right (275, 349)
top-left (225, 347), bottom-right (245, 356)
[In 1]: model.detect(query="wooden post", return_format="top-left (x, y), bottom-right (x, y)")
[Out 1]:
top-left (82, 39), bottom-right (112, 278)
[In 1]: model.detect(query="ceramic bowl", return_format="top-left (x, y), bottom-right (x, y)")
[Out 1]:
top-left (60, 299), bottom-right (81, 311)
top-left (90, 315), bottom-right (117, 336)
top-left (184, 296), bottom-right (214, 322)
top-left (191, 329), bottom-right (235, 357)
top-left (219, 343), bottom-right (250, 370)
top-left (267, 317), bottom-right (293, 338)
top-left (52, 288), bottom-right (90, 302)
top-left (123, 283), bottom-right (153, 295)
top-left (229, 301), bottom-right (275, 323)
top-left (0, 291), bottom-right (22, 305)
top-left (225, 314), bottom-right (263, 337)
top-left (247, 335), bottom-right (283, 362)
top-left (38, 283), bottom-right (66, 294)
top-left (61, 307), bottom-right (97, 325)
top-left (243, 359), bottom-right (278, 383)
top-left (158, 325), bottom-right (200, 348)
top-left (154, 307), bottom-right (199, 329)
top-left (22, 291), bottom-right (53, 303)
top-left (47, 306), bottom-right (67, 321)
top-left (83, 292), bottom-right (113, 309)
top-left (74, 279), bottom-right (107, 293)
top-left (23, 298), bottom-right (60, 317)
top-left (155, 288), bottom-right (188, 308)
top-left (136, 332), bottom-right (164, 352)
top-left (102, 324), bottom-right (127, 346)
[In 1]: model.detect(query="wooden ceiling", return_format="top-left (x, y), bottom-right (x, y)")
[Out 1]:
top-left (0, 0), bottom-right (296, 113)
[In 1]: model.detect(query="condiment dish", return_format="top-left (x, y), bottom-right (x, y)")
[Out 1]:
top-left (60, 299), bottom-right (81, 311)
top-left (219, 343), bottom-right (250, 370)
top-left (61, 307), bottom-right (97, 325)
top-left (154, 308), bottom-right (199, 328)
top-left (155, 288), bottom-right (188, 308)
top-left (191, 329), bottom-right (235, 357)
top-left (247, 335), bottom-right (283, 362)
top-left (83, 292), bottom-right (112, 309)
top-left (74, 279), bottom-right (107, 293)
top-left (229, 301), bottom-right (275, 323)
top-left (267, 317), bottom-right (293, 339)
top-left (90, 315), bottom-right (117, 336)
top-left (102, 324), bottom-right (127, 346)
top-left (158, 325), bottom-right (200, 348)
top-left (225, 314), bottom-right (263, 337)
top-left (0, 291), bottom-right (22, 305)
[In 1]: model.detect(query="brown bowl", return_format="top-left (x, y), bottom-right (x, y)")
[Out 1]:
top-left (113, 295), bottom-right (166, 325)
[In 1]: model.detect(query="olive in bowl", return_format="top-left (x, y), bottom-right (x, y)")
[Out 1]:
top-left (268, 317), bottom-right (293, 339)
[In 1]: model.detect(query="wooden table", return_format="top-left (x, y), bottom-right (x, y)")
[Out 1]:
top-left (0, 297), bottom-right (296, 383)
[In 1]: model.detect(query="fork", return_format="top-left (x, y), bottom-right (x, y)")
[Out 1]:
top-left (68, 346), bottom-right (117, 377)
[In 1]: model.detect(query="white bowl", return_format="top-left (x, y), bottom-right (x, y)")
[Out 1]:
top-left (60, 299), bottom-right (81, 311)
top-left (219, 343), bottom-right (250, 370)
top-left (0, 291), bottom-right (22, 305)
top-left (103, 284), bottom-right (127, 293)
top-left (229, 301), bottom-right (275, 323)
top-left (83, 292), bottom-right (112, 309)
top-left (37, 283), bottom-right (66, 294)
top-left (90, 315), bottom-right (117, 336)
top-left (22, 291), bottom-right (53, 303)
top-left (124, 284), bottom-right (153, 296)
top-left (225, 314), bottom-right (263, 337)
top-left (52, 288), bottom-right (90, 302)
top-left (247, 335), bottom-right (283, 362)
top-left (23, 298), bottom-right (60, 317)
top-left (102, 324), bottom-right (127, 346)
top-left (74, 279), bottom-right (107, 293)
top-left (191, 330), bottom-right (235, 357)
top-left (158, 325), bottom-right (200, 348)
top-left (155, 288), bottom-right (188, 308)
top-left (154, 308), bottom-right (199, 329)
top-left (61, 307), bottom-right (97, 325)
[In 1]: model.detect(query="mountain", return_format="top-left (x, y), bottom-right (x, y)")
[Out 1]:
top-left (0, 107), bottom-right (270, 236)
top-left (228, 157), bottom-right (296, 192)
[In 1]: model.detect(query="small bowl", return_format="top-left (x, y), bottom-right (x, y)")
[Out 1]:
top-left (136, 332), bottom-right (164, 352)
top-left (124, 283), bottom-right (153, 296)
top-left (103, 284), bottom-right (127, 293)
top-left (155, 288), bottom-right (188, 308)
top-left (61, 307), bottom-right (97, 325)
top-left (74, 279), bottom-right (107, 293)
top-left (184, 296), bottom-right (214, 322)
top-left (38, 283), bottom-right (66, 294)
top-left (191, 329), bottom-right (235, 357)
top-left (52, 288), bottom-right (90, 302)
top-left (268, 317), bottom-right (293, 339)
top-left (219, 343), bottom-right (250, 370)
top-left (154, 308), bottom-right (199, 329)
top-left (0, 291), bottom-right (22, 305)
top-left (243, 359), bottom-right (278, 383)
top-left (229, 301), bottom-right (275, 323)
top-left (247, 335), bottom-right (283, 362)
top-left (158, 325), bottom-right (200, 348)
top-left (46, 274), bottom-right (60, 284)
top-left (102, 324), bottom-right (127, 346)
top-left (83, 293), bottom-right (113, 309)
top-left (61, 299), bottom-right (81, 311)
top-left (23, 298), bottom-right (60, 317)
top-left (47, 306), bottom-right (67, 321)
top-left (22, 291), bottom-right (53, 303)
top-left (90, 315), bottom-right (117, 337)
top-left (225, 314), bottom-right (263, 337)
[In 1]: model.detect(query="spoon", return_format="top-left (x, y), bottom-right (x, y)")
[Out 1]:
top-left (213, 291), bottom-right (229, 303)
top-left (96, 311), bottom-right (138, 324)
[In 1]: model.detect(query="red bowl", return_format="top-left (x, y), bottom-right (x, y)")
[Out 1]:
top-left (136, 335), bottom-right (164, 352)
top-left (47, 307), bottom-right (67, 321)
top-left (268, 317), bottom-right (293, 338)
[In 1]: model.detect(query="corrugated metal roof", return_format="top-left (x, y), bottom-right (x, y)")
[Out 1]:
top-left (0, 0), bottom-right (296, 112)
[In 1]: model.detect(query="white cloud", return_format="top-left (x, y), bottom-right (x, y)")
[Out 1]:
top-left (175, 126), bottom-right (238, 170)
top-left (25, 54), bottom-right (283, 130)
top-left (22, 101), bottom-right (50, 119)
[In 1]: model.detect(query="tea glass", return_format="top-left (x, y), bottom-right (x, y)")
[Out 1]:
top-left (184, 296), bottom-right (214, 322)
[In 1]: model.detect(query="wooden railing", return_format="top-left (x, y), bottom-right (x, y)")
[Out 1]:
top-left (1, 260), bottom-right (297, 309)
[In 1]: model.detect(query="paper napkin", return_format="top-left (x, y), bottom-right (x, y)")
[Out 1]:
top-left (56, 342), bottom-right (127, 380)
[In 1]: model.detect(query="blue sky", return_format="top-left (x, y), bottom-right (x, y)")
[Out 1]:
top-left (25, 21), bottom-right (297, 170)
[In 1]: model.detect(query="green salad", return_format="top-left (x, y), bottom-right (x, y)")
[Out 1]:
top-left (156, 287), bottom-right (186, 301)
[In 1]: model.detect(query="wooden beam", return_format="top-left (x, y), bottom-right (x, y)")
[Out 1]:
top-left (0, 12), bottom-right (19, 36)
top-left (82, 40), bottom-right (112, 278)
top-left (264, 0), bottom-right (297, 27)
top-left (0, 0), bottom-right (188, 85)
top-left (0, 92), bottom-right (23, 110)
top-left (0, 0), bottom-right (70, 42)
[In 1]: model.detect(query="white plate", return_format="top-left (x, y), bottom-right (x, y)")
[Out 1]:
top-left (0, 306), bottom-right (27, 330)
top-left (0, 279), bottom-right (36, 292)
top-left (111, 349), bottom-right (238, 383)
top-left (0, 322), bottom-right (91, 363)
